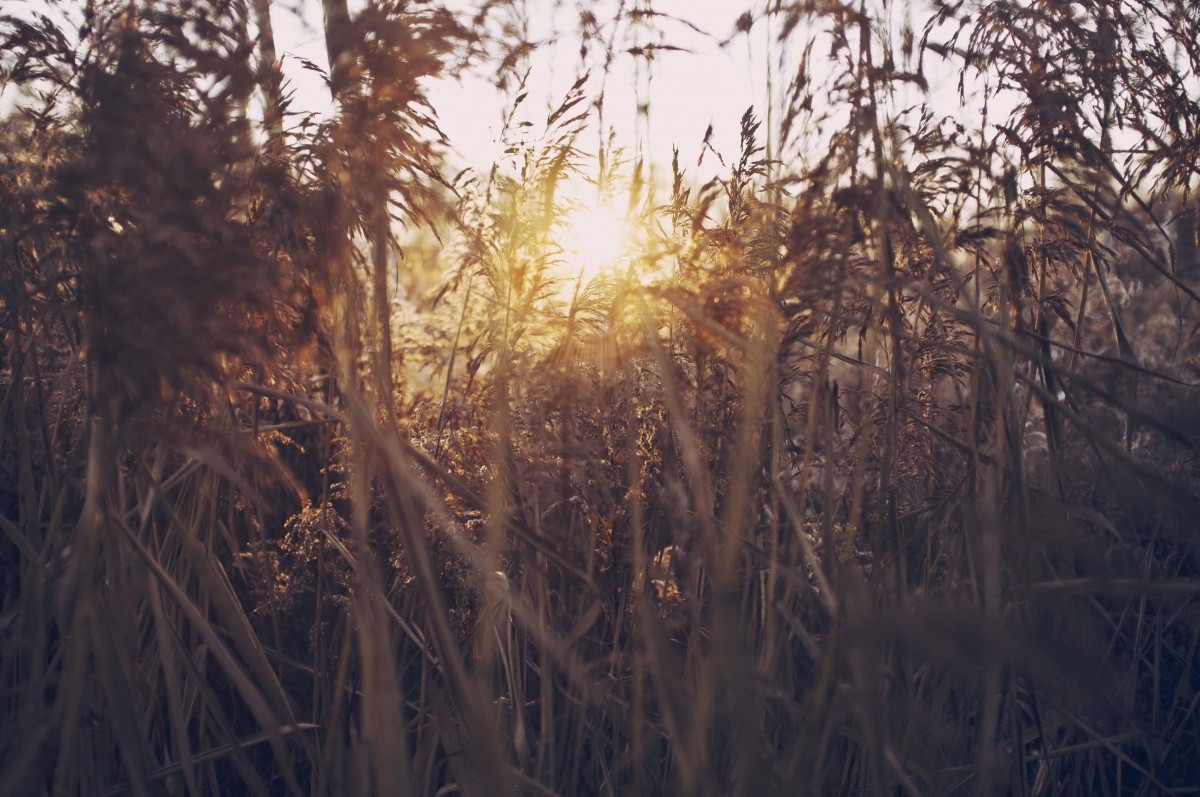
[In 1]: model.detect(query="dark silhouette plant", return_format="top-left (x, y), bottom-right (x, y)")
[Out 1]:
top-left (2, 1), bottom-right (1198, 795)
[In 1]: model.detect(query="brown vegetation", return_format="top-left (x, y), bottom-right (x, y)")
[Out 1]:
top-left (2, 1), bottom-right (1199, 794)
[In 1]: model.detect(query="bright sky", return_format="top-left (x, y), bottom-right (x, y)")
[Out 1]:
top-left (3, 0), bottom-right (967, 192)
top-left (1, 0), bottom-right (936, 183)
top-left (270, 1), bottom-right (772, 184)
top-left (448, 1), bottom-right (766, 175)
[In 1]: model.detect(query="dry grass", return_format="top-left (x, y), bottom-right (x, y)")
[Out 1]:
top-left (2, 0), bottom-right (1200, 795)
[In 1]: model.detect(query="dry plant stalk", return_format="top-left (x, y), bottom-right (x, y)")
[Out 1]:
top-left (1, 0), bottom-right (1198, 795)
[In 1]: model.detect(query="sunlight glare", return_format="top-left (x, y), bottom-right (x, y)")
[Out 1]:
top-left (560, 202), bottom-right (632, 281)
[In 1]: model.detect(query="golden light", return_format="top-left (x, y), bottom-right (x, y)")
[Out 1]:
top-left (559, 201), bottom-right (632, 282)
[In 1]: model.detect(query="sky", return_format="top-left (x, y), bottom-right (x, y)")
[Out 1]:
top-left (269, 1), bottom-right (773, 184)
top-left (2, 0), bottom-right (968, 194)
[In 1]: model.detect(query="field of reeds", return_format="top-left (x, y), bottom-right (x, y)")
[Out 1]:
top-left (2, 0), bottom-right (1200, 794)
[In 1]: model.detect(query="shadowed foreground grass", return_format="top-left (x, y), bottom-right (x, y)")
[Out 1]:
top-left (2, 0), bottom-right (1200, 794)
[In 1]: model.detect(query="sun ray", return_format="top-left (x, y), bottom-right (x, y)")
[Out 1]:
top-left (558, 200), bottom-right (632, 283)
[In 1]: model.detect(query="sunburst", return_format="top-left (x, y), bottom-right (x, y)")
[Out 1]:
top-left (558, 200), bottom-right (632, 283)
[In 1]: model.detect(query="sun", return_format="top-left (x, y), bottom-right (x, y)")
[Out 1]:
top-left (558, 201), bottom-right (632, 282)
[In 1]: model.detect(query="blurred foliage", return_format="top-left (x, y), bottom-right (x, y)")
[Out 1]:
top-left (2, 0), bottom-right (1200, 795)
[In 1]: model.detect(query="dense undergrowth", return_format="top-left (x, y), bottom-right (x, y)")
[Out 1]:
top-left (3, 0), bottom-right (1200, 794)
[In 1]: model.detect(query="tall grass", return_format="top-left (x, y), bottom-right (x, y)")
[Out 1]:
top-left (2, 0), bottom-right (1199, 794)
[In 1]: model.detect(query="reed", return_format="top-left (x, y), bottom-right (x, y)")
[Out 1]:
top-left (2, 0), bottom-right (1198, 794)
